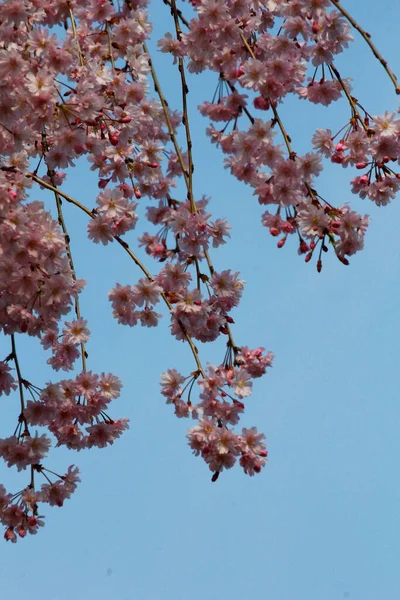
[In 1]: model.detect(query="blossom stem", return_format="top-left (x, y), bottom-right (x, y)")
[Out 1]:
top-left (329, 0), bottom-right (400, 94)
top-left (169, 0), bottom-right (196, 215)
top-left (67, 1), bottom-right (85, 67)
top-left (142, 42), bottom-right (190, 190)
top-left (50, 172), bottom-right (88, 372)
top-left (106, 23), bottom-right (116, 71)
top-left (10, 334), bottom-right (26, 417)
top-left (329, 63), bottom-right (369, 132)
top-left (146, 15), bottom-right (240, 355)
top-left (163, 0), bottom-right (190, 28)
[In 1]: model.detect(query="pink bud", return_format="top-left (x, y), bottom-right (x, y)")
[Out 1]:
top-left (356, 162), bottom-right (368, 169)
top-left (109, 134), bottom-right (119, 146)
top-left (98, 178), bottom-right (111, 189)
top-left (298, 240), bottom-right (309, 254)
top-left (253, 96), bottom-right (270, 111)
top-left (4, 527), bottom-right (15, 542)
top-left (277, 236), bottom-right (286, 248)
top-left (312, 21), bottom-right (319, 34)
top-left (331, 153), bottom-right (344, 164)
top-left (134, 188), bottom-right (142, 199)
top-left (305, 252), bottom-right (312, 263)
top-left (119, 115), bottom-right (132, 123)
top-left (269, 227), bottom-right (280, 237)
top-left (282, 222), bottom-right (294, 233)
top-left (317, 259), bottom-right (322, 272)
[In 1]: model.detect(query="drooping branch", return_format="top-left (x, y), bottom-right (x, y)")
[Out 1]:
top-left (329, 0), bottom-right (400, 94)
top-left (27, 173), bottom-right (205, 377)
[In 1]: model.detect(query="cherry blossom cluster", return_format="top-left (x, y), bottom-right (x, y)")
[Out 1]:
top-left (0, 0), bottom-right (398, 542)
top-left (161, 344), bottom-right (273, 477)
top-left (313, 112), bottom-right (400, 206)
top-left (159, 0), bottom-right (400, 268)
top-left (0, 465), bottom-right (80, 543)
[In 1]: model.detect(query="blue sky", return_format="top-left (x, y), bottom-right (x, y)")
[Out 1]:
top-left (1, 2), bottom-right (400, 599)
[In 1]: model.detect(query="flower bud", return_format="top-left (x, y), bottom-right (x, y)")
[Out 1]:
top-left (312, 21), bottom-right (320, 33)
top-left (109, 134), bottom-right (119, 146)
top-left (331, 153), bottom-right (344, 164)
top-left (98, 178), bottom-right (111, 189)
top-left (298, 240), bottom-right (309, 254)
top-left (253, 96), bottom-right (270, 111)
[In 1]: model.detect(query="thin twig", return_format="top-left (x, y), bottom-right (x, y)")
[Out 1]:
top-left (169, 0), bottom-right (196, 214)
top-left (49, 171), bottom-right (88, 372)
top-left (27, 173), bottom-right (205, 376)
top-left (329, 0), bottom-right (400, 95)
top-left (159, 2), bottom-right (240, 353)
top-left (142, 42), bottom-right (190, 189)
top-left (11, 334), bottom-right (26, 417)
top-left (67, 1), bottom-right (85, 67)
top-left (329, 63), bottom-right (368, 132)
top-left (162, 0), bottom-right (190, 28)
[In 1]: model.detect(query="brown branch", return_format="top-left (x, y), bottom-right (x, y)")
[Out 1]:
top-left (329, 0), bottom-right (400, 95)
top-left (162, 0), bottom-right (190, 28)
top-left (50, 173), bottom-right (88, 372)
top-left (145, 8), bottom-right (240, 354)
top-left (27, 173), bottom-right (205, 376)
top-left (142, 42), bottom-right (190, 190)
top-left (10, 334), bottom-right (25, 415)
top-left (329, 63), bottom-right (368, 132)
top-left (170, 0), bottom-right (196, 214)
top-left (67, 1), bottom-right (85, 67)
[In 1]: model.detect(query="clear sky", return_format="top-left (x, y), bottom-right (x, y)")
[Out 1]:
top-left (1, 2), bottom-right (400, 599)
